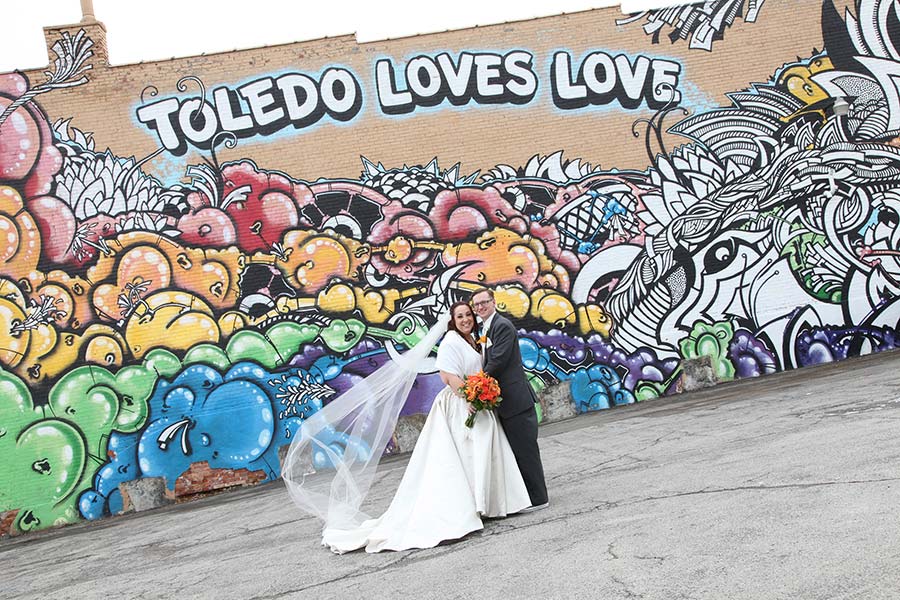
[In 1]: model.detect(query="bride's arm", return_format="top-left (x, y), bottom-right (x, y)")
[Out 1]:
top-left (435, 332), bottom-right (467, 392)
top-left (439, 370), bottom-right (465, 392)
top-left (440, 370), bottom-right (476, 415)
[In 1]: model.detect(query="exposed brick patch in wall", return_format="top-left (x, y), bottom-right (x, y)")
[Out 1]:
top-left (168, 462), bottom-right (268, 499)
top-left (0, 509), bottom-right (20, 537)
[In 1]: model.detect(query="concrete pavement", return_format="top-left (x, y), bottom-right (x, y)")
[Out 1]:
top-left (3, 350), bottom-right (900, 599)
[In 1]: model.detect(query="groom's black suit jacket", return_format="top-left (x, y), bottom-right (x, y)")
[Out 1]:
top-left (483, 313), bottom-right (537, 419)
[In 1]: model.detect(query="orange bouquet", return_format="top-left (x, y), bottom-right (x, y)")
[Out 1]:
top-left (459, 371), bottom-right (503, 428)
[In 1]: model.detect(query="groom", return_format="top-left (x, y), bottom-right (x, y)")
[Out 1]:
top-left (471, 287), bottom-right (549, 511)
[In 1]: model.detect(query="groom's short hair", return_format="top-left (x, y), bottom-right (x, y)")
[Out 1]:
top-left (470, 287), bottom-right (494, 301)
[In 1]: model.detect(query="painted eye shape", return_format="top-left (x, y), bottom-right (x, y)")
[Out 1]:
top-left (704, 239), bottom-right (737, 275)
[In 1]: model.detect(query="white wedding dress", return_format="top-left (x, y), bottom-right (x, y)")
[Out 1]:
top-left (321, 330), bottom-right (531, 553)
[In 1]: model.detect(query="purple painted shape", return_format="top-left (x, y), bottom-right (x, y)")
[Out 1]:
top-left (524, 329), bottom-right (589, 363)
top-left (585, 334), bottom-right (679, 391)
top-left (796, 325), bottom-right (900, 366)
top-left (728, 329), bottom-right (778, 377)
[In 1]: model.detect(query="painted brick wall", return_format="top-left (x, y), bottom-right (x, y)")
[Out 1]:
top-left (1, 0), bottom-right (890, 536)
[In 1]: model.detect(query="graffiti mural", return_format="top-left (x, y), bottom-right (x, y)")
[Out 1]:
top-left (618, 0), bottom-right (767, 51)
top-left (1, 0), bottom-right (898, 536)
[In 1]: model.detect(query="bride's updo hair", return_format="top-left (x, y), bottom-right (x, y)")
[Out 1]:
top-left (447, 300), bottom-right (477, 337)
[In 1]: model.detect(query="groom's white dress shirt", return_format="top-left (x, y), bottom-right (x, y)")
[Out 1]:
top-left (479, 312), bottom-right (495, 362)
top-left (480, 313), bottom-right (495, 337)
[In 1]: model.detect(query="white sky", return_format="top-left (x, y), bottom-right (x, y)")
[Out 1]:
top-left (1, 0), bottom-right (691, 72)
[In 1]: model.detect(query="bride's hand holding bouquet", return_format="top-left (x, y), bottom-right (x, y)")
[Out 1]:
top-left (459, 371), bottom-right (502, 427)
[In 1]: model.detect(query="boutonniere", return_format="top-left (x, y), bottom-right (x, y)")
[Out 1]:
top-left (476, 335), bottom-right (488, 345)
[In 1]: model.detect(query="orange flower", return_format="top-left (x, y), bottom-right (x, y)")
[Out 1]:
top-left (477, 335), bottom-right (488, 345)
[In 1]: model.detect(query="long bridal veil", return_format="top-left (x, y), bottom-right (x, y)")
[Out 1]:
top-left (282, 311), bottom-right (451, 533)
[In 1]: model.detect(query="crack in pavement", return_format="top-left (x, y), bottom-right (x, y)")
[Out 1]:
top-left (641, 430), bottom-right (685, 449)
top-left (606, 539), bottom-right (620, 560)
top-left (543, 437), bottom-right (613, 454)
top-left (247, 532), bottom-right (494, 598)
top-left (546, 430), bottom-right (698, 484)
top-left (611, 575), bottom-right (645, 599)
top-left (547, 453), bottom-right (642, 483)
top-left (116, 516), bottom-right (307, 558)
top-left (3, 550), bottom-right (96, 575)
top-left (549, 429), bottom-right (712, 485)
top-left (619, 476), bottom-right (900, 506)
top-left (171, 571), bottom-right (216, 597)
top-left (634, 554), bottom-right (668, 564)
top-left (251, 502), bottom-right (632, 597)
top-left (246, 556), bottom-right (413, 599)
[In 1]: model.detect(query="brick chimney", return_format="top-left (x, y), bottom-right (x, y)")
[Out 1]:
top-left (41, 0), bottom-right (109, 69)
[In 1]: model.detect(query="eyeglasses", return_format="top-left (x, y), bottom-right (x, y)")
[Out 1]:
top-left (471, 299), bottom-right (493, 308)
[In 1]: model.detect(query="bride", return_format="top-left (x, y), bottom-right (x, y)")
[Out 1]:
top-left (283, 301), bottom-right (531, 553)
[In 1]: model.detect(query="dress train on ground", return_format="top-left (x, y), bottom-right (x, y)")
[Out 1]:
top-left (322, 384), bottom-right (531, 553)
